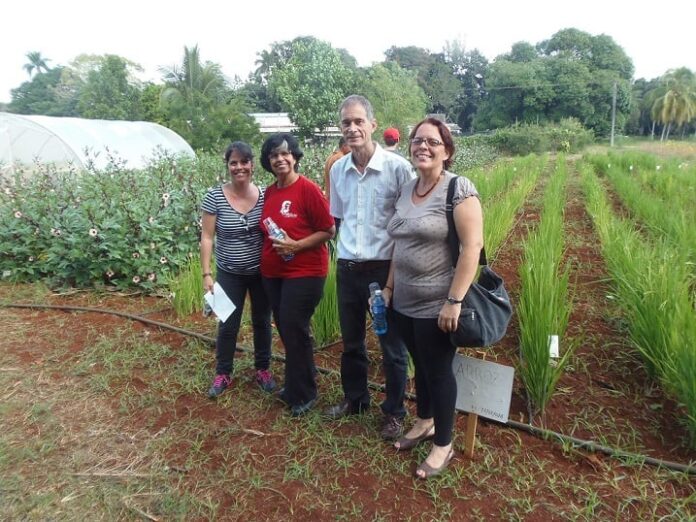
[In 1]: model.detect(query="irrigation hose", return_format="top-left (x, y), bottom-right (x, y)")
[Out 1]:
top-left (2, 301), bottom-right (695, 475)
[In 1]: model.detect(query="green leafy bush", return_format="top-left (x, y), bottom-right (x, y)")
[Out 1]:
top-left (0, 151), bottom-right (224, 290)
top-left (491, 119), bottom-right (594, 156)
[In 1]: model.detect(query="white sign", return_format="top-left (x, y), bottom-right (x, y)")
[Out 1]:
top-left (548, 335), bottom-right (559, 358)
top-left (452, 354), bottom-right (514, 423)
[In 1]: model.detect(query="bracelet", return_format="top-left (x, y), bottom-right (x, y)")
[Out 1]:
top-left (384, 285), bottom-right (393, 292)
top-left (202, 272), bottom-right (212, 278)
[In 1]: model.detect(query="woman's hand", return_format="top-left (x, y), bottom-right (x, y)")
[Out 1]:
top-left (438, 302), bottom-right (460, 333)
top-left (381, 286), bottom-right (392, 308)
top-left (203, 273), bottom-right (214, 293)
top-left (270, 228), bottom-right (299, 258)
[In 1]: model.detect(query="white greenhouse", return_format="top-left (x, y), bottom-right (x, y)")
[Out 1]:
top-left (0, 113), bottom-right (195, 176)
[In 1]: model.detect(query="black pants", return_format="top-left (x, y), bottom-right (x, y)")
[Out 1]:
top-left (336, 261), bottom-right (407, 417)
top-left (263, 276), bottom-right (325, 407)
top-left (393, 309), bottom-right (457, 446)
top-left (215, 269), bottom-right (272, 376)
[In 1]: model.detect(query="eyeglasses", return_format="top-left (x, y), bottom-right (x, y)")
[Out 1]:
top-left (410, 137), bottom-right (443, 147)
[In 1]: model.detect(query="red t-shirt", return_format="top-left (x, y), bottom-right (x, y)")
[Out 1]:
top-left (261, 175), bottom-right (334, 278)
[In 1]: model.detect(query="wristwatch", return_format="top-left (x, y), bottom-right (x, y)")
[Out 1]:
top-left (446, 296), bottom-right (464, 304)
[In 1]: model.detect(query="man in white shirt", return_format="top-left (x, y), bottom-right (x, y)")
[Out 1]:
top-left (325, 95), bottom-right (414, 440)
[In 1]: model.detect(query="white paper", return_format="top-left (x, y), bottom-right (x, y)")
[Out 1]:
top-left (204, 282), bottom-right (236, 323)
top-left (548, 335), bottom-right (559, 358)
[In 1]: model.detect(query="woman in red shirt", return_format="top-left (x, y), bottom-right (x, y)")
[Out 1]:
top-left (260, 133), bottom-right (336, 416)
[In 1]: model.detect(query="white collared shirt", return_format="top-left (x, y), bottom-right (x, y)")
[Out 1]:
top-left (330, 144), bottom-right (415, 261)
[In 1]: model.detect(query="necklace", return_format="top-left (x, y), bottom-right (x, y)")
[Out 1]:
top-left (414, 173), bottom-right (443, 198)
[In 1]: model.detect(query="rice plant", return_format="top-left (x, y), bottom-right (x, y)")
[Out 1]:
top-left (167, 254), bottom-right (208, 316)
top-left (311, 250), bottom-right (341, 346)
top-left (580, 160), bottom-right (696, 444)
top-left (517, 156), bottom-right (574, 418)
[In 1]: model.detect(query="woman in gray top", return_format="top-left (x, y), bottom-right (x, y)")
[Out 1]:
top-left (384, 118), bottom-right (483, 479)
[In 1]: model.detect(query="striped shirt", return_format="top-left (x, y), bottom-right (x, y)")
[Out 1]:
top-left (329, 144), bottom-right (415, 261)
top-left (201, 185), bottom-right (265, 274)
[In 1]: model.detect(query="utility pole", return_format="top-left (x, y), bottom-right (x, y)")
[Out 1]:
top-left (610, 81), bottom-right (617, 147)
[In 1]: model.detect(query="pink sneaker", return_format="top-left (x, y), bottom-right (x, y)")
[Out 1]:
top-left (255, 369), bottom-right (277, 393)
top-left (208, 374), bottom-right (231, 398)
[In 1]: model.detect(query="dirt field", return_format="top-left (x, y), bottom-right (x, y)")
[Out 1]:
top-left (1, 152), bottom-right (695, 520)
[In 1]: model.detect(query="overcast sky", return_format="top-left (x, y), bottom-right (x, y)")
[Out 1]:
top-left (2, 0), bottom-right (694, 104)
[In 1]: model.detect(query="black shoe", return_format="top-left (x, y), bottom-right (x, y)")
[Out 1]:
top-left (275, 387), bottom-right (289, 406)
top-left (323, 399), bottom-right (366, 419)
top-left (380, 414), bottom-right (405, 440)
top-left (290, 398), bottom-right (317, 417)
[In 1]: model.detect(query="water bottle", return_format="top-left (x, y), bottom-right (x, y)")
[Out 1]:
top-left (369, 282), bottom-right (388, 335)
top-left (263, 217), bottom-right (294, 261)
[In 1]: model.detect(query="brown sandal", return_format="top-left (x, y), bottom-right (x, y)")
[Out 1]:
top-left (394, 424), bottom-right (435, 451)
top-left (415, 449), bottom-right (454, 479)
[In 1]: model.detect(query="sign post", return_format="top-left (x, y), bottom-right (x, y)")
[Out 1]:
top-left (452, 351), bottom-right (515, 458)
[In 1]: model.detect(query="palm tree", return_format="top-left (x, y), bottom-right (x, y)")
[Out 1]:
top-left (159, 45), bottom-right (228, 107)
top-left (651, 68), bottom-right (696, 141)
top-left (23, 51), bottom-right (51, 78)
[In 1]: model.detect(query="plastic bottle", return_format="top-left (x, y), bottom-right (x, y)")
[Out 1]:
top-left (263, 217), bottom-right (294, 261)
top-left (369, 282), bottom-right (388, 335)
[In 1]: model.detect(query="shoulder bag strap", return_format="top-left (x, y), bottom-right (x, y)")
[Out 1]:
top-left (446, 176), bottom-right (486, 267)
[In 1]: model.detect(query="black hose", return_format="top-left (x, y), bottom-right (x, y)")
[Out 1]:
top-left (3, 302), bottom-right (695, 475)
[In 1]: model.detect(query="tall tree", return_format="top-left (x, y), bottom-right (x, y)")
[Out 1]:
top-left (159, 45), bottom-right (247, 149)
top-left (23, 51), bottom-right (51, 78)
top-left (267, 38), bottom-right (356, 137)
top-left (651, 68), bottom-right (696, 140)
top-left (9, 66), bottom-right (80, 116)
top-left (77, 55), bottom-right (142, 120)
top-left (359, 62), bottom-right (427, 134)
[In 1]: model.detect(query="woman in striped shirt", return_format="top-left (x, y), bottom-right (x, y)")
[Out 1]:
top-left (201, 141), bottom-right (276, 399)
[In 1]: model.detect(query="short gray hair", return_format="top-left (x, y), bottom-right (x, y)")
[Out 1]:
top-left (339, 95), bottom-right (374, 121)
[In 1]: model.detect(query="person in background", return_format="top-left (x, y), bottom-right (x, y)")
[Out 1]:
top-left (383, 127), bottom-right (402, 155)
top-left (325, 95), bottom-right (413, 440)
top-left (323, 137), bottom-right (351, 202)
top-left (259, 133), bottom-right (336, 416)
top-left (386, 117), bottom-right (483, 478)
top-left (201, 141), bottom-right (275, 399)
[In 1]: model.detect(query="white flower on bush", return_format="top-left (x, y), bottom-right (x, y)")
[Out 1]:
top-left (147, 273), bottom-right (156, 282)
top-left (160, 256), bottom-right (168, 264)
top-left (184, 226), bottom-right (189, 232)
top-left (629, 165), bottom-right (633, 171)
top-left (14, 211), bottom-right (22, 218)
top-left (51, 228), bottom-right (62, 237)
top-left (150, 242), bottom-right (156, 250)
top-left (28, 256), bottom-right (35, 262)
top-left (132, 275), bottom-right (141, 284)
top-left (656, 165), bottom-right (661, 171)
top-left (5, 188), bottom-right (12, 195)
top-left (89, 228), bottom-right (98, 237)
top-left (106, 270), bottom-right (115, 279)
top-left (132, 252), bottom-right (140, 259)
top-left (148, 216), bottom-right (155, 224)
top-left (162, 193), bottom-right (170, 202)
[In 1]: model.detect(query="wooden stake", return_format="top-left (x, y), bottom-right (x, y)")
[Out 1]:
top-left (464, 350), bottom-right (487, 458)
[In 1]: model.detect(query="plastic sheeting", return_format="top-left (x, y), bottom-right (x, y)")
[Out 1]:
top-left (0, 113), bottom-right (195, 175)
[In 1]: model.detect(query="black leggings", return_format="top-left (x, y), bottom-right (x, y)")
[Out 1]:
top-left (393, 309), bottom-right (457, 446)
top-left (263, 276), bottom-right (325, 407)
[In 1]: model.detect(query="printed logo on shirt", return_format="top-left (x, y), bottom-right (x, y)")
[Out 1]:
top-left (280, 200), bottom-right (297, 218)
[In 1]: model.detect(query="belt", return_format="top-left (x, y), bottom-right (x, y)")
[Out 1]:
top-left (337, 259), bottom-right (390, 272)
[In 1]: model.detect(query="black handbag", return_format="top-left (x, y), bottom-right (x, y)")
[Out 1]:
top-left (446, 176), bottom-right (512, 347)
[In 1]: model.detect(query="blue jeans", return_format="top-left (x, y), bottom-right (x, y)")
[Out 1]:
top-left (214, 269), bottom-right (272, 376)
top-left (336, 261), bottom-right (407, 418)
top-left (263, 276), bottom-right (325, 407)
